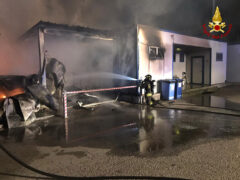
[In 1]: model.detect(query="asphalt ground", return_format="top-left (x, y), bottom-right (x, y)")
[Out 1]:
top-left (0, 85), bottom-right (240, 179)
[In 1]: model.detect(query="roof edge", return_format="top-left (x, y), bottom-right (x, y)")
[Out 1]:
top-left (137, 24), bottom-right (228, 44)
top-left (20, 21), bottom-right (116, 40)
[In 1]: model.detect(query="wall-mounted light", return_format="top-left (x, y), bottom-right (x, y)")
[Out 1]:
top-left (176, 48), bottom-right (182, 52)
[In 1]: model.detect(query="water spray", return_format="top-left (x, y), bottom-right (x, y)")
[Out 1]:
top-left (72, 72), bottom-right (138, 81)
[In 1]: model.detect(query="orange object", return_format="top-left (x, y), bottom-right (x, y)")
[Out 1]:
top-left (0, 88), bottom-right (25, 100)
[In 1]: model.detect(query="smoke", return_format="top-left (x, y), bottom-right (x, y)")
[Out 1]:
top-left (0, 0), bottom-right (239, 77)
top-left (0, 0), bottom-right (239, 41)
top-left (0, 0), bottom-right (214, 38)
top-left (0, 35), bottom-right (33, 75)
top-left (0, 0), bottom-right (213, 77)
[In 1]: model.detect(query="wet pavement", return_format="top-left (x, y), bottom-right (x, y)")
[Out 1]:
top-left (180, 93), bottom-right (240, 111)
top-left (1, 101), bottom-right (240, 156)
top-left (184, 84), bottom-right (209, 90)
top-left (1, 85), bottom-right (240, 179)
top-left (179, 85), bottom-right (240, 111)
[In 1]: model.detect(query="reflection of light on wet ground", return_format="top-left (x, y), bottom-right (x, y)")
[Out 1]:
top-left (65, 118), bottom-right (69, 144)
top-left (139, 108), bottom-right (173, 153)
top-left (1, 103), bottom-right (240, 155)
top-left (182, 94), bottom-right (240, 111)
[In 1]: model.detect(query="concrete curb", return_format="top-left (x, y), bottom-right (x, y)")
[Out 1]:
top-left (182, 83), bottom-right (231, 97)
top-left (156, 103), bottom-right (240, 117)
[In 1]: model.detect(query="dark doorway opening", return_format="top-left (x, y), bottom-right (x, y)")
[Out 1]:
top-left (191, 56), bottom-right (204, 85)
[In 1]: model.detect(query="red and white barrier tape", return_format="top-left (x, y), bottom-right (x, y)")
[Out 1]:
top-left (64, 92), bottom-right (68, 119)
top-left (66, 85), bottom-right (137, 95)
top-left (63, 85), bottom-right (137, 119)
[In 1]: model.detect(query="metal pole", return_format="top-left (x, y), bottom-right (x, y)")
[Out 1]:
top-left (63, 92), bottom-right (68, 119)
top-left (63, 91), bottom-right (68, 143)
top-left (38, 27), bottom-right (46, 87)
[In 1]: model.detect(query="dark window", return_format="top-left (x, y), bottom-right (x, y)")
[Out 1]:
top-left (149, 46), bottom-right (165, 60)
top-left (149, 47), bottom-right (157, 60)
top-left (156, 47), bottom-right (165, 59)
top-left (180, 53), bottom-right (184, 62)
top-left (216, 53), bottom-right (223, 61)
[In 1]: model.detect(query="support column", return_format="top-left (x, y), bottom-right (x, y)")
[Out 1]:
top-left (38, 27), bottom-right (46, 87)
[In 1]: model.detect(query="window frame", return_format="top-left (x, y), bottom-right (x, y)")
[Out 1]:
top-left (148, 46), bottom-right (165, 60)
top-left (179, 52), bottom-right (185, 63)
top-left (216, 52), bottom-right (223, 62)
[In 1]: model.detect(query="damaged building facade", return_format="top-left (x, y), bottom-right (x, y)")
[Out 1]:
top-left (19, 21), bottom-right (228, 94)
top-left (20, 21), bottom-right (137, 91)
top-left (0, 21), bottom-right (233, 128)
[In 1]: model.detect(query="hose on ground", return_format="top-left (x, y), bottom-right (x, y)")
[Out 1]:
top-left (0, 172), bottom-right (52, 179)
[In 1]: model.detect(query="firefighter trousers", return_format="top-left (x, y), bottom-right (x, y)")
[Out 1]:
top-left (145, 93), bottom-right (154, 106)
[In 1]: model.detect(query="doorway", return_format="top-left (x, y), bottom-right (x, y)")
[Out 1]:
top-left (191, 56), bottom-right (204, 84)
top-left (173, 44), bottom-right (211, 88)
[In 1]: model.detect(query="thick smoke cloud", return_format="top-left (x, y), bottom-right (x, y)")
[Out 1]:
top-left (0, 0), bottom-right (239, 40)
top-left (0, 0), bottom-right (239, 77)
top-left (0, 0), bottom-right (206, 38)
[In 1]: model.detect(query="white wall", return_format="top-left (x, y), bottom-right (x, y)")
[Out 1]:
top-left (227, 44), bottom-right (240, 82)
top-left (137, 24), bottom-right (227, 85)
top-left (137, 25), bottom-right (173, 83)
top-left (210, 41), bottom-right (227, 84)
top-left (173, 53), bottom-right (186, 79)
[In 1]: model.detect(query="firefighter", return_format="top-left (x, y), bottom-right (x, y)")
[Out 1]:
top-left (140, 74), bottom-right (155, 106)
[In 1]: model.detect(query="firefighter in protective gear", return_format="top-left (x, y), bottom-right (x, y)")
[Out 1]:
top-left (140, 74), bottom-right (155, 106)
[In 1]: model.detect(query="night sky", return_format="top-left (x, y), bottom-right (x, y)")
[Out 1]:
top-left (0, 0), bottom-right (239, 42)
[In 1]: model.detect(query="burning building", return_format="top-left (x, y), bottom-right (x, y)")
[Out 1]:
top-left (20, 21), bottom-right (137, 92)
top-left (20, 21), bottom-right (227, 94)
top-left (0, 21), bottom-right (233, 128)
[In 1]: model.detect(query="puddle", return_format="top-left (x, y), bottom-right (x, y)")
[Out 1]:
top-left (1, 104), bottom-right (240, 156)
top-left (181, 94), bottom-right (240, 111)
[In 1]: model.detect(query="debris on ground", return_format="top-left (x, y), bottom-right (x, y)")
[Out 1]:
top-left (0, 57), bottom-right (66, 129)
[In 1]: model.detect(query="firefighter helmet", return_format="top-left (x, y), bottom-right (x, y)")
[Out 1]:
top-left (145, 74), bottom-right (152, 80)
